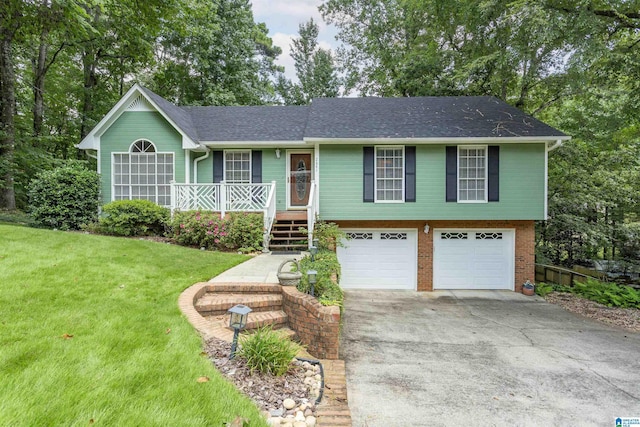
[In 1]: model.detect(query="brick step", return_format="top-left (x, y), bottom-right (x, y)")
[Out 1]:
top-left (196, 283), bottom-right (282, 294)
top-left (232, 309), bottom-right (289, 330)
top-left (195, 293), bottom-right (283, 316)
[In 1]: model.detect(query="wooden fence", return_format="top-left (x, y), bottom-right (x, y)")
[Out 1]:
top-left (534, 264), bottom-right (593, 286)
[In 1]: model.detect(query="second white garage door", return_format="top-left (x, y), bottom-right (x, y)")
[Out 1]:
top-left (337, 229), bottom-right (417, 290)
top-left (433, 229), bottom-right (515, 290)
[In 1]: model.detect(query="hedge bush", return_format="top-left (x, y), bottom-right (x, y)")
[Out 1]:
top-left (28, 163), bottom-right (99, 230)
top-left (97, 200), bottom-right (169, 236)
top-left (170, 211), bottom-right (263, 252)
top-left (536, 278), bottom-right (640, 308)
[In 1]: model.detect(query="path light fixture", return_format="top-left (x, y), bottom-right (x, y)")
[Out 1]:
top-left (228, 304), bottom-right (252, 359)
top-left (309, 244), bottom-right (318, 262)
top-left (307, 269), bottom-right (317, 297)
top-left (313, 238), bottom-right (319, 249)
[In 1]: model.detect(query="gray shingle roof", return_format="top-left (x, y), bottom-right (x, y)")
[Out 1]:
top-left (140, 87), bottom-right (200, 142)
top-left (305, 96), bottom-right (567, 139)
top-left (184, 105), bottom-right (309, 141)
top-left (139, 86), bottom-right (566, 142)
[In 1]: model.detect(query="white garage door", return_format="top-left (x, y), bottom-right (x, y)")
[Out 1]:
top-left (337, 229), bottom-right (417, 290)
top-left (433, 229), bottom-right (515, 290)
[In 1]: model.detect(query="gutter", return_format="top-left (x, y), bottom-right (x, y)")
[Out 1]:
top-left (193, 147), bottom-right (211, 184)
top-left (547, 139), bottom-right (564, 151)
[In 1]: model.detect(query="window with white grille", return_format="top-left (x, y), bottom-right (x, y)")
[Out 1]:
top-left (346, 232), bottom-right (373, 240)
top-left (375, 147), bottom-right (404, 202)
top-left (458, 146), bottom-right (487, 202)
top-left (381, 232), bottom-right (407, 240)
top-left (225, 150), bottom-right (251, 183)
top-left (113, 140), bottom-right (174, 206)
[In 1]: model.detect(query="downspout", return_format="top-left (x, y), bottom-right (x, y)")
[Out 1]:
top-left (544, 139), bottom-right (563, 220)
top-left (193, 147), bottom-right (211, 184)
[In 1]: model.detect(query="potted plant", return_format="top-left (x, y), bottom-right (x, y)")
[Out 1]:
top-left (522, 280), bottom-right (535, 296)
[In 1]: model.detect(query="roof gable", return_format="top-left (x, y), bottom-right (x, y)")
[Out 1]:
top-left (76, 84), bottom-right (200, 150)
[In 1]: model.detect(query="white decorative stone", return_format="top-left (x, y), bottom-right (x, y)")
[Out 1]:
top-left (293, 422), bottom-right (307, 427)
top-left (304, 408), bottom-right (313, 417)
top-left (299, 403), bottom-right (308, 412)
top-left (283, 398), bottom-right (296, 410)
top-left (266, 417), bottom-right (282, 426)
top-left (314, 374), bottom-right (321, 381)
top-left (302, 362), bottom-right (312, 369)
top-left (281, 423), bottom-right (293, 427)
top-left (305, 370), bottom-right (315, 377)
top-left (295, 411), bottom-right (305, 421)
top-left (305, 416), bottom-right (317, 426)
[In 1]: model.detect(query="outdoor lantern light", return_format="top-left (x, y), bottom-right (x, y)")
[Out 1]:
top-left (307, 269), bottom-right (317, 297)
top-left (228, 304), bottom-right (252, 359)
top-left (275, 148), bottom-right (281, 159)
top-left (309, 245), bottom-right (318, 262)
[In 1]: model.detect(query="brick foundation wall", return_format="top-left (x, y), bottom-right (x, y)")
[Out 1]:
top-left (333, 219), bottom-right (535, 292)
top-left (280, 286), bottom-right (341, 359)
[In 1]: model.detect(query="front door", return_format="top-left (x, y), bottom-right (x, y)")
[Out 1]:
top-left (288, 152), bottom-right (312, 209)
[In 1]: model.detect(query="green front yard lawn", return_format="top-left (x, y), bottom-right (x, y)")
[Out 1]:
top-left (0, 224), bottom-right (268, 426)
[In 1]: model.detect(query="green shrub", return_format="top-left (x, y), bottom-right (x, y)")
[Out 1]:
top-left (237, 326), bottom-right (301, 376)
top-left (170, 211), bottom-right (263, 252)
top-left (97, 200), bottom-right (169, 236)
top-left (300, 219), bottom-right (347, 250)
top-left (225, 212), bottom-right (264, 253)
top-left (571, 278), bottom-right (640, 308)
top-left (28, 163), bottom-right (99, 230)
top-left (170, 211), bottom-right (228, 250)
top-left (297, 249), bottom-right (344, 307)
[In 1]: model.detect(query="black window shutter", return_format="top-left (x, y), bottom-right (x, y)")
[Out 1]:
top-left (488, 145), bottom-right (499, 202)
top-left (213, 150), bottom-right (223, 183)
top-left (363, 147), bottom-right (374, 202)
top-left (445, 146), bottom-right (457, 202)
top-left (251, 150), bottom-right (262, 183)
top-left (405, 146), bottom-right (416, 202)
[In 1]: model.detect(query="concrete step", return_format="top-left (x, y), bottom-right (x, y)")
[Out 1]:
top-left (195, 293), bottom-right (283, 316)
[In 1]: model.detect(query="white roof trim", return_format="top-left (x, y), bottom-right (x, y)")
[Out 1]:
top-left (201, 140), bottom-right (309, 147)
top-left (303, 135), bottom-right (571, 144)
top-left (76, 84), bottom-right (200, 150)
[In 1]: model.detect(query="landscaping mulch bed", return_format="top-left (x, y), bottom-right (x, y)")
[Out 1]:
top-left (544, 292), bottom-right (640, 332)
top-left (204, 338), bottom-right (316, 415)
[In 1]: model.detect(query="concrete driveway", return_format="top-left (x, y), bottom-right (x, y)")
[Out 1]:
top-left (341, 290), bottom-right (640, 427)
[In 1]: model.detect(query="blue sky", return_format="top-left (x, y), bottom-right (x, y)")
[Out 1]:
top-left (251, 0), bottom-right (339, 80)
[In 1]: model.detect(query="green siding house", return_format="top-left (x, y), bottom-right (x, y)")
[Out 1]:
top-left (78, 84), bottom-right (569, 293)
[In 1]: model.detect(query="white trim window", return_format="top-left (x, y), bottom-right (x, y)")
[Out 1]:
top-left (113, 139), bottom-right (174, 206)
top-left (458, 145), bottom-right (487, 202)
top-left (375, 146), bottom-right (404, 202)
top-left (224, 150), bottom-right (251, 183)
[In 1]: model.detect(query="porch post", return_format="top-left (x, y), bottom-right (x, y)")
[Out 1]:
top-left (170, 180), bottom-right (176, 217)
top-left (220, 180), bottom-right (226, 218)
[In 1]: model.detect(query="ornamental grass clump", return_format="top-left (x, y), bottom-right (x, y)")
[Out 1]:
top-left (237, 326), bottom-right (301, 376)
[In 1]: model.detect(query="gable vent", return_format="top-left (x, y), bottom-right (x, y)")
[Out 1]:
top-left (127, 94), bottom-right (153, 111)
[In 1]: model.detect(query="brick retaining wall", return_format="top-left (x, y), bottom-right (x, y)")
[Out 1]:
top-left (280, 286), bottom-right (341, 360)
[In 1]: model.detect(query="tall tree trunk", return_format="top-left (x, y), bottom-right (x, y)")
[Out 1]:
top-left (0, 36), bottom-right (16, 209)
top-left (80, 51), bottom-right (97, 139)
top-left (33, 29), bottom-right (48, 137)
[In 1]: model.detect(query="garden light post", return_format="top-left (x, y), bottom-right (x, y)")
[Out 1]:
top-left (307, 269), bottom-right (317, 297)
top-left (309, 244), bottom-right (318, 262)
top-left (228, 304), bottom-right (252, 359)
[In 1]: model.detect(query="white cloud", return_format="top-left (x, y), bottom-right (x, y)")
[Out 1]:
top-left (252, 0), bottom-right (340, 82)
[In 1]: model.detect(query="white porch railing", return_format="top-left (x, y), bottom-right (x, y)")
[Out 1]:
top-left (306, 181), bottom-right (318, 249)
top-left (263, 181), bottom-right (277, 252)
top-left (171, 181), bottom-right (274, 216)
top-left (171, 181), bottom-right (278, 251)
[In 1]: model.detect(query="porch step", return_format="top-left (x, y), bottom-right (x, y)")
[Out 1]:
top-left (195, 293), bottom-right (283, 316)
top-left (270, 217), bottom-right (308, 251)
